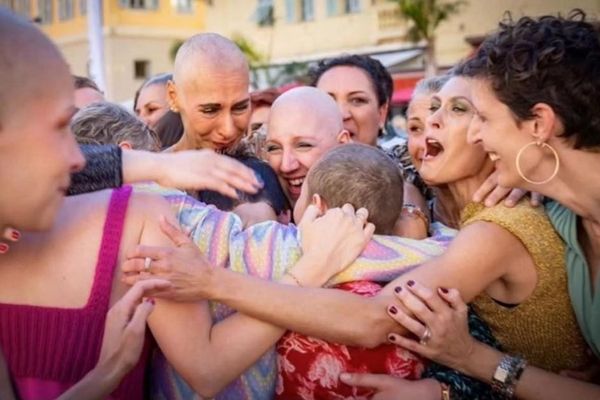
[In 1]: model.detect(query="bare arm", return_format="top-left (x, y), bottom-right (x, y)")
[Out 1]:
top-left (462, 342), bottom-right (600, 400)
top-left (199, 221), bottom-right (526, 348)
top-left (137, 197), bottom-right (284, 397)
top-left (136, 198), bottom-right (372, 397)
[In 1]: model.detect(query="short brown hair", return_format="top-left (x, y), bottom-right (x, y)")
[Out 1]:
top-left (306, 144), bottom-right (403, 234)
top-left (73, 75), bottom-right (101, 92)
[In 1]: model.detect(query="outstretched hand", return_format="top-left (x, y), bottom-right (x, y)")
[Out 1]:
top-left (473, 169), bottom-right (543, 207)
top-left (97, 279), bottom-right (172, 377)
top-left (386, 281), bottom-right (476, 373)
top-left (126, 149), bottom-right (263, 199)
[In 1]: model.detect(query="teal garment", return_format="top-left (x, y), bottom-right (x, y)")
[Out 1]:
top-left (546, 201), bottom-right (600, 358)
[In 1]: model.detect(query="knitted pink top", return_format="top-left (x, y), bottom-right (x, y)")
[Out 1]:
top-left (0, 187), bottom-right (150, 400)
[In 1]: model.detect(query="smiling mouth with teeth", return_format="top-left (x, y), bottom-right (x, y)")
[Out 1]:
top-left (424, 138), bottom-right (444, 159)
top-left (288, 177), bottom-right (305, 187)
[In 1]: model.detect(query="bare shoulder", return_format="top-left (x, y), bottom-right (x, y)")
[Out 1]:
top-left (128, 190), bottom-right (174, 220)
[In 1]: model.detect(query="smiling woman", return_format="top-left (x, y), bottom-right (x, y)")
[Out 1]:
top-left (311, 54), bottom-right (392, 147)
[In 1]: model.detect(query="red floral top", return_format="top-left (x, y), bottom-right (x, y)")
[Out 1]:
top-left (276, 281), bottom-right (424, 399)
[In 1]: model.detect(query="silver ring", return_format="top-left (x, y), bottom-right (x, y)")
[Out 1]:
top-left (420, 327), bottom-right (432, 346)
top-left (144, 257), bottom-right (152, 273)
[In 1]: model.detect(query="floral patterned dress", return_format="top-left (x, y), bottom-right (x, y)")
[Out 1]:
top-left (276, 281), bottom-right (424, 399)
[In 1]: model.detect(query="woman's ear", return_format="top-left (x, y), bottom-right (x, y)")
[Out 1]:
top-left (378, 102), bottom-right (389, 128)
top-left (118, 141), bottom-right (133, 150)
top-left (167, 80), bottom-right (180, 113)
top-left (530, 103), bottom-right (560, 142)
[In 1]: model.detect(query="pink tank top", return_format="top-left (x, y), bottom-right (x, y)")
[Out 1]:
top-left (0, 187), bottom-right (150, 400)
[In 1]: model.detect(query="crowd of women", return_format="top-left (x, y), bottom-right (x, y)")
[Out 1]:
top-left (0, 5), bottom-right (598, 400)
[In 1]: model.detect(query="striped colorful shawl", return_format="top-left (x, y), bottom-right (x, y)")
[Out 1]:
top-left (135, 184), bottom-right (455, 400)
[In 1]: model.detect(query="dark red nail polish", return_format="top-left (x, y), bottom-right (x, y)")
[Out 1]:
top-left (11, 230), bottom-right (20, 241)
top-left (388, 334), bottom-right (396, 342)
top-left (0, 243), bottom-right (8, 254)
top-left (439, 287), bottom-right (449, 294)
top-left (389, 306), bottom-right (398, 315)
top-left (394, 286), bottom-right (402, 293)
top-left (145, 297), bottom-right (156, 305)
top-left (407, 280), bottom-right (415, 287)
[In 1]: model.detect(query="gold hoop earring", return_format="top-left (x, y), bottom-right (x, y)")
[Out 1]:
top-left (515, 141), bottom-right (560, 185)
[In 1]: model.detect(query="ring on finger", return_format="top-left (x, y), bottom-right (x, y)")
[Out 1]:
top-left (144, 257), bottom-right (153, 273)
top-left (420, 326), bottom-right (432, 345)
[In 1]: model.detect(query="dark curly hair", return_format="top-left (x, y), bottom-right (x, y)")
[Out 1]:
top-left (309, 54), bottom-right (393, 108)
top-left (455, 9), bottom-right (600, 149)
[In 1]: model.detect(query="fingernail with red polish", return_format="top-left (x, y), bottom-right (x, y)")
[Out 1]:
top-left (10, 230), bottom-right (20, 241)
top-left (145, 297), bottom-right (156, 305)
top-left (439, 287), bottom-right (449, 294)
top-left (394, 286), bottom-right (402, 293)
top-left (0, 243), bottom-right (8, 254)
top-left (389, 306), bottom-right (398, 315)
top-left (407, 280), bottom-right (415, 287)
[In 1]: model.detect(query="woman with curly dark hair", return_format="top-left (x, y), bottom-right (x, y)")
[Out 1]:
top-left (380, 10), bottom-right (600, 400)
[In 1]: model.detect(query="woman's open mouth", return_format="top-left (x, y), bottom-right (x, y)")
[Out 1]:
top-left (424, 138), bottom-right (444, 160)
top-left (286, 177), bottom-right (305, 199)
top-left (488, 152), bottom-right (500, 162)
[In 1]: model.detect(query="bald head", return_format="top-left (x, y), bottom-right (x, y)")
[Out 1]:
top-left (0, 8), bottom-right (69, 124)
top-left (173, 33), bottom-right (249, 85)
top-left (270, 87), bottom-right (343, 137)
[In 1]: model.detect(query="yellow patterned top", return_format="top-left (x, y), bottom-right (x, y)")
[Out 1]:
top-left (461, 201), bottom-right (589, 372)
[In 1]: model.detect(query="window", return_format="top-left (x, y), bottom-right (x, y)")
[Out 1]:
top-left (346, 0), bottom-right (360, 14)
top-left (326, 0), bottom-right (337, 16)
top-left (79, 0), bottom-right (87, 15)
top-left (119, 0), bottom-right (158, 10)
top-left (172, 0), bottom-right (193, 14)
top-left (255, 0), bottom-right (274, 26)
top-left (58, 0), bottom-right (74, 21)
top-left (37, 0), bottom-right (53, 24)
top-left (327, 0), bottom-right (361, 16)
top-left (134, 60), bottom-right (150, 79)
top-left (301, 0), bottom-right (314, 21)
top-left (285, 0), bottom-right (314, 23)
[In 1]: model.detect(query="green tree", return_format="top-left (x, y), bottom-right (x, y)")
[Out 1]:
top-left (390, 0), bottom-right (467, 77)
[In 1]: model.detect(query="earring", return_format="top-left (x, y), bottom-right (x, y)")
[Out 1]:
top-left (515, 140), bottom-right (560, 185)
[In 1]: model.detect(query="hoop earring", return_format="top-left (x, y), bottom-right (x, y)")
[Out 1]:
top-left (515, 141), bottom-right (560, 185)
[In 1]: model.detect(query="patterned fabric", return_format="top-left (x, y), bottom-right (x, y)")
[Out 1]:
top-left (68, 145), bottom-right (122, 196)
top-left (462, 201), bottom-right (590, 372)
top-left (384, 142), bottom-right (431, 199)
top-left (276, 281), bottom-right (424, 400)
top-left (134, 183), bottom-right (454, 400)
top-left (423, 309), bottom-right (503, 400)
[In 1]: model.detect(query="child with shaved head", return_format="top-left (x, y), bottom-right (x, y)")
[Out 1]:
top-left (294, 143), bottom-right (404, 235)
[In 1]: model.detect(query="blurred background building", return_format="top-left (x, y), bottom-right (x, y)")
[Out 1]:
top-left (2, 0), bottom-right (599, 104)
top-left (0, 0), bottom-right (205, 101)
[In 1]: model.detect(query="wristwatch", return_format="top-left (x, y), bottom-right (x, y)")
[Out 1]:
top-left (491, 355), bottom-right (527, 398)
